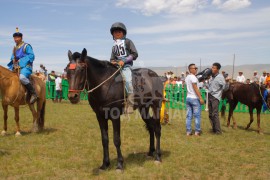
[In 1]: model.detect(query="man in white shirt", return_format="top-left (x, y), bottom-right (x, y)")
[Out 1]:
top-left (251, 71), bottom-right (259, 84)
top-left (259, 71), bottom-right (267, 85)
top-left (55, 74), bottom-right (62, 103)
top-left (185, 63), bottom-right (204, 136)
top-left (236, 71), bottom-right (245, 83)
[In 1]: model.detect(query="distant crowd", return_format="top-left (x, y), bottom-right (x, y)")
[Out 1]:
top-left (162, 69), bottom-right (270, 88)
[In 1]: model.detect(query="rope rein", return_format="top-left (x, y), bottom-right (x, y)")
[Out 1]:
top-left (87, 67), bottom-right (122, 93)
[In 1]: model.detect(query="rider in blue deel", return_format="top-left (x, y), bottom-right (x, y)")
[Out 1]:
top-left (110, 22), bottom-right (138, 114)
top-left (7, 27), bottom-right (38, 104)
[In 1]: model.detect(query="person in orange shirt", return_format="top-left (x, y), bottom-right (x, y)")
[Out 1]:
top-left (264, 73), bottom-right (270, 85)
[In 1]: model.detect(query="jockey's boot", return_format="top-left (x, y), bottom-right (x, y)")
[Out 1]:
top-left (126, 93), bottom-right (135, 114)
top-left (25, 83), bottom-right (38, 104)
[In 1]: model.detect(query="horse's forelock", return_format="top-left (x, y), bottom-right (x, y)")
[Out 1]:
top-left (72, 52), bottom-right (81, 60)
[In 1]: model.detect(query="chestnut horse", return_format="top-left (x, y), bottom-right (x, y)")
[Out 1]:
top-left (0, 65), bottom-right (46, 136)
top-left (221, 82), bottom-right (270, 133)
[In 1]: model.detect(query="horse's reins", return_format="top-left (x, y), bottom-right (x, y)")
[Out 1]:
top-left (87, 67), bottom-right (122, 93)
top-left (68, 62), bottom-right (122, 94)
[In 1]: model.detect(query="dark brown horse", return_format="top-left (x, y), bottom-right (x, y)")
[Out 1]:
top-left (221, 82), bottom-right (270, 133)
top-left (66, 49), bottom-right (163, 171)
top-left (0, 65), bottom-right (46, 136)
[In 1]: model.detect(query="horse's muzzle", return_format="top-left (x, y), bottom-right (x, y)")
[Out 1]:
top-left (68, 92), bottom-right (80, 104)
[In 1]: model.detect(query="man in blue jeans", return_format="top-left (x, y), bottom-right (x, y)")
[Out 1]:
top-left (185, 64), bottom-right (204, 136)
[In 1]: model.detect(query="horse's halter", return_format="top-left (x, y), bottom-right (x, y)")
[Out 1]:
top-left (68, 61), bottom-right (89, 93)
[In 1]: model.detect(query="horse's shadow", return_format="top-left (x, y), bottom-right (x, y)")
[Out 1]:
top-left (92, 150), bottom-right (171, 175)
top-left (238, 125), bottom-right (270, 135)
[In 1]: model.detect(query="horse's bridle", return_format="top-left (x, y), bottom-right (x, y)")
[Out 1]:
top-left (68, 62), bottom-right (89, 93)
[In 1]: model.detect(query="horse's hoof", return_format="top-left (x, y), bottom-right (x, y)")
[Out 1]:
top-left (1, 131), bottom-right (7, 136)
top-left (258, 131), bottom-right (264, 135)
top-left (116, 168), bottom-right (123, 173)
top-left (15, 132), bottom-right (22, 136)
top-left (154, 160), bottom-right (161, 165)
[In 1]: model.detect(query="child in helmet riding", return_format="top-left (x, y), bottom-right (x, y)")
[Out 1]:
top-left (110, 22), bottom-right (138, 114)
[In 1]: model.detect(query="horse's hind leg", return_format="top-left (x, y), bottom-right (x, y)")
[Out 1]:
top-left (152, 106), bottom-right (161, 163)
top-left (14, 107), bottom-right (21, 136)
top-left (139, 107), bottom-right (155, 157)
top-left (1, 104), bottom-right (8, 135)
top-left (112, 118), bottom-right (124, 171)
top-left (246, 107), bottom-right (254, 130)
top-left (28, 104), bottom-right (38, 132)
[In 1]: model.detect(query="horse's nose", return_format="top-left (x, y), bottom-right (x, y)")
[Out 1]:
top-left (68, 92), bottom-right (78, 99)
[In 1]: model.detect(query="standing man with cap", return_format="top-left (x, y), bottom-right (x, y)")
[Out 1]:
top-left (7, 27), bottom-right (37, 104)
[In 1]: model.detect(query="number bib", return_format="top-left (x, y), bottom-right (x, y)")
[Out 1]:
top-left (113, 39), bottom-right (127, 60)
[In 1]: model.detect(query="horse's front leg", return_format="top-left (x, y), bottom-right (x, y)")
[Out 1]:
top-left (246, 107), bottom-right (254, 130)
top-left (1, 104), bottom-right (8, 136)
top-left (112, 118), bottom-right (124, 171)
top-left (256, 107), bottom-right (263, 134)
top-left (14, 106), bottom-right (21, 136)
top-left (97, 116), bottom-right (110, 170)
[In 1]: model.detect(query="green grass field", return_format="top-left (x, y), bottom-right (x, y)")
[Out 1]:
top-left (0, 100), bottom-right (269, 179)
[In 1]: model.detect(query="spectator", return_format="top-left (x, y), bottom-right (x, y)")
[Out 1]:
top-left (176, 77), bottom-right (182, 86)
top-left (55, 74), bottom-right (62, 103)
top-left (207, 62), bottom-right (229, 135)
top-left (265, 72), bottom-right (270, 85)
top-left (246, 78), bottom-right (251, 84)
top-left (180, 72), bottom-right (185, 81)
top-left (259, 71), bottom-right (267, 85)
top-left (35, 70), bottom-right (46, 82)
top-left (48, 70), bottom-right (56, 82)
top-left (251, 71), bottom-right (259, 84)
top-left (236, 71), bottom-right (245, 83)
top-left (185, 63), bottom-right (204, 136)
top-left (39, 64), bottom-right (47, 77)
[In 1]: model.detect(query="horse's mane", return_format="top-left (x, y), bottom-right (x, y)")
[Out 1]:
top-left (0, 65), bottom-right (17, 77)
top-left (85, 56), bottom-right (118, 70)
top-left (72, 52), bottom-right (117, 70)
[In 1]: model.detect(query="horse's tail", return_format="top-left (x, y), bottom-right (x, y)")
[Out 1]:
top-left (221, 100), bottom-right (226, 118)
top-left (39, 101), bottom-right (46, 130)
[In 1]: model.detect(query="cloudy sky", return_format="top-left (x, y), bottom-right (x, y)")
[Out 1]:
top-left (0, 0), bottom-right (269, 72)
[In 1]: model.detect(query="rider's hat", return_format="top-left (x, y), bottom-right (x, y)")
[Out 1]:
top-left (13, 27), bottom-right (23, 37)
top-left (110, 22), bottom-right (127, 35)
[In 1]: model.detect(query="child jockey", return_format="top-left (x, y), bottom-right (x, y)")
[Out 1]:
top-left (110, 22), bottom-right (138, 114)
top-left (7, 27), bottom-right (37, 104)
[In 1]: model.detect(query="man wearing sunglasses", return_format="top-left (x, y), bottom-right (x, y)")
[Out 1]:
top-left (185, 64), bottom-right (204, 136)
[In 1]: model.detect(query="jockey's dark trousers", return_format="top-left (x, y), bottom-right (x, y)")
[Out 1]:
top-left (208, 94), bottom-right (222, 134)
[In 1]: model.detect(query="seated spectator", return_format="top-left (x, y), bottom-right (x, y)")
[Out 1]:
top-left (236, 71), bottom-right (246, 83)
top-left (251, 71), bottom-right (259, 84)
top-left (259, 71), bottom-right (267, 85)
top-left (246, 79), bottom-right (251, 84)
top-left (265, 72), bottom-right (270, 85)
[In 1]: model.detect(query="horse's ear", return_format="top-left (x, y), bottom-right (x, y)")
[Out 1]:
top-left (68, 50), bottom-right (72, 61)
top-left (81, 48), bottom-right (87, 62)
